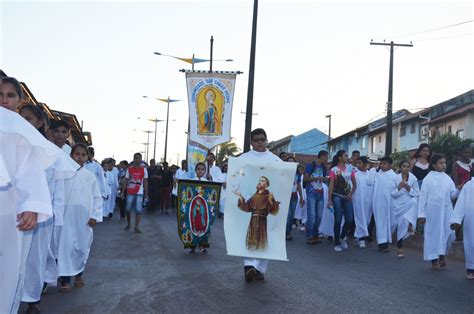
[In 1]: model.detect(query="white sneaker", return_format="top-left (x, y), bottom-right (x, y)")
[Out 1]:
top-left (340, 238), bottom-right (348, 249)
top-left (334, 245), bottom-right (343, 252)
top-left (359, 240), bottom-right (366, 248)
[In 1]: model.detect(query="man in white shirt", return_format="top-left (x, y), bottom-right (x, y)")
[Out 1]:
top-left (236, 128), bottom-right (281, 283)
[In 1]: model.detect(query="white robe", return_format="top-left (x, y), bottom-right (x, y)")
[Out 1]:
top-left (391, 173), bottom-right (419, 241)
top-left (58, 167), bottom-right (103, 277)
top-left (23, 155), bottom-right (78, 301)
top-left (372, 169), bottom-right (398, 244)
top-left (451, 180), bottom-right (474, 270)
top-left (294, 180), bottom-right (307, 223)
top-left (219, 173), bottom-right (228, 214)
top-left (173, 169), bottom-right (189, 196)
top-left (206, 164), bottom-right (224, 183)
top-left (0, 107), bottom-right (61, 314)
top-left (418, 171), bottom-right (459, 261)
top-left (235, 149), bottom-right (281, 274)
top-left (319, 184), bottom-right (336, 236)
top-left (352, 170), bottom-right (375, 239)
top-left (84, 160), bottom-right (109, 199)
top-left (104, 170), bottom-right (118, 217)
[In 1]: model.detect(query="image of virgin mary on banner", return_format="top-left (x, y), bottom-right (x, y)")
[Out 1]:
top-left (224, 157), bottom-right (296, 261)
top-left (185, 71), bottom-right (237, 149)
top-left (177, 179), bottom-right (222, 249)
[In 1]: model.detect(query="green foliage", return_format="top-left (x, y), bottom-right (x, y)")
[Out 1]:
top-left (216, 140), bottom-right (240, 165)
top-left (390, 150), bottom-right (411, 168)
top-left (429, 133), bottom-right (473, 162)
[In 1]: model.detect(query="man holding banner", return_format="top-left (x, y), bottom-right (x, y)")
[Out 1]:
top-left (224, 128), bottom-right (295, 283)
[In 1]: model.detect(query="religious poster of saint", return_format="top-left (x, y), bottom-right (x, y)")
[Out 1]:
top-left (223, 157), bottom-right (296, 261)
top-left (177, 179), bottom-right (222, 249)
top-left (185, 71), bottom-right (237, 149)
top-left (186, 140), bottom-right (208, 179)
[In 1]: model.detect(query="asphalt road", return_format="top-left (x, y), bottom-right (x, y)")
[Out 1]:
top-left (29, 211), bottom-right (473, 313)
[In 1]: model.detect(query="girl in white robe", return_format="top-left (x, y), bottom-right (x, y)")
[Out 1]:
top-left (58, 143), bottom-right (103, 292)
top-left (418, 154), bottom-right (460, 270)
top-left (19, 104), bottom-right (78, 311)
top-left (451, 177), bottom-right (474, 279)
top-left (294, 164), bottom-right (307, 229)
top-left (391, 160), bottom-right (419, 258)
top-left (372, 157), bottom-right (398, 252)
top-left (0, 105), bottom-right (61, 314)
top-left (352, 157), bottom-right (374, 248)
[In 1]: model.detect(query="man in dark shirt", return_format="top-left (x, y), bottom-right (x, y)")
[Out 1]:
top-left (158, 162), bottom-right (173, 214)
top-left (147, 159), bottom-right (160, 213)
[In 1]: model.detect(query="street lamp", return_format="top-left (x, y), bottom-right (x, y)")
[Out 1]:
top-left (142, 96), bottom-right (181, 163)
top-left (133, 129), bottom-right (153, 162)
top-left (137, 117), bottom-right (165, 161)
top-left (325, 114), bottom-right (332, 150)
top-left (154, 51), bottom-right (232, 71)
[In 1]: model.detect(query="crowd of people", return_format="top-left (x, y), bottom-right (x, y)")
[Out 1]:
top-left (1, 74), bottom-right (473, 314)
top-left (280, 142), bottom-right (473, 278)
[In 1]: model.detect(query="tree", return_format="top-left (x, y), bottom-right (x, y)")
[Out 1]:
top-left (430, 133), bottom-right (473, 162)
top-left (216, 140), bottom-right (240, 165)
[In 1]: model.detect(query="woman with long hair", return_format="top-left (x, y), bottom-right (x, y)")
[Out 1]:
top-left (410, 143), bottom-right (432, 187)
top-left (328, 150), bottom-right (357, 252)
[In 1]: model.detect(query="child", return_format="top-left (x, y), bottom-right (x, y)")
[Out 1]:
top-left (391, 160), bottom-right (419, 258)
top-left (352, 156), bottom-right (374, 248)
top-left (418, 154), bottom-right (460, 270)
top-left (372, 156), bottom-right (397, 252)
top-left (451, 169), bottom-right (474, 279)
top-left (189, 162), bottom-right (210, 253)
top-left (57, 143), bottom-right (103, 292)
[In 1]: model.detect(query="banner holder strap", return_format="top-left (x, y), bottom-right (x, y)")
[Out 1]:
top-left (179, 69), bottom-right (244, 75)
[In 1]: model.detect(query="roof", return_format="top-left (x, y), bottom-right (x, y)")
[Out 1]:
top-left (427, 103), bottom-right (474, 125)
top-left (50, 109), bottom-right (88, 144)
top-left (268, 135), bottom-right (294, 150)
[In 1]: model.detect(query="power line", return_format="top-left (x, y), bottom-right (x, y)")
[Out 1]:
top-left (374, 19), bottom-right (473, 41)
top-left (415, 32), bottom-right (473, 43)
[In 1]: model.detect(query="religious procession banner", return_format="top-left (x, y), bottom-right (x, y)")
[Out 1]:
top-left (186, 140), bottom-right (208, 179)
top-left (185, 71), bottom-right (237, 149)
top-left (177, 179), bottom-right (222, 249)
top-left (223, 157), bottom-right (296, 261)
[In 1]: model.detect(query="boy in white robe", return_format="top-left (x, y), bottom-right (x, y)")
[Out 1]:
top-left (372, 157), bottom-right (398, 252)
top-left (352, 156), bottom-right (374, 248)
top-left (0, 106), bottom-right (61, 314)
top-left (451, 174), bottom-right (474, 279)
top-left (233, 129), bottom-right (281, 283)
top-left (391, 160), bottom-right (419, 258)
top-left (418, 154), bottom-right (460, 270)
top-left (58, 144), bottom-right (103, 292)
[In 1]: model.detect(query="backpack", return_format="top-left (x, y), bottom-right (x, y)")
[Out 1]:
top-left (303, 161), bottom-right (327, 189)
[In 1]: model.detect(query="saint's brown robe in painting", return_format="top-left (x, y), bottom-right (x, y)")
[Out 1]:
top-left (237, 190), bottom-right (279, 251)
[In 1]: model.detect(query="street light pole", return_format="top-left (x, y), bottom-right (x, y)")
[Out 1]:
top-left (164, 96), bottom-right (170, 163)
top-left (325, 114), bottom-right (332, 141)
top-left (153, 118), bottom-right (158, 160)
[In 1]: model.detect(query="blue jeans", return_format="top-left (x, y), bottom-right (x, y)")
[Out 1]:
top-left (286, 196), bottom-right (298, 236)
top-left (306, 190), bottom-right (324, 239)
top-left (333, 195), bottom-right (354, 245)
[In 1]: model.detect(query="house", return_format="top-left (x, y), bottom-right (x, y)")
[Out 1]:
top-left (327, 90), bottom-right (474, 158)
top-left (268, 135), bottom-right (293, 156)
top-left (1, 69), bottom-right (92, 145)
top-left (290, 128), bottom-right (328, 154)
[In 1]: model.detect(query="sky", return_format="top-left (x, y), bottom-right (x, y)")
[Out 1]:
top-left (1, 0), bottom-right (473, 163)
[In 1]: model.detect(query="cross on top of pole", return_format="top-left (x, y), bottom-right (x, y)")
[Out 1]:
top-left (142, 96), bottom-right (181, 103)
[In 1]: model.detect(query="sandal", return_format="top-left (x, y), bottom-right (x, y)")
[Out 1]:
top-left (466, 272), bottom-right (474, 280)
top-left (75, 276), bottom-right (85, 288)
top-left (431, 262), bottom-right (441, 271)
top-left (397, 250), bottom-right (405, 258)
top-left (59, 283), bottom-right (70, 293)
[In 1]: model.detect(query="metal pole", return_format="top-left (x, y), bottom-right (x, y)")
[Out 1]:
top-left (164, 96), bottom-right (170, 163)
top-left (192, 53), bottom-right (195, 71)
top-left (210, 36), bottom-right (214, 72)
top-left (153, 119), bottom-right (158, 160)
top-left (146, 131), bottom-right (150, 162)
top-left (385, 41), bottom-right (394, 157)
top-left (243, 0), bottom-right (258, 152)
top-left (328, 115), bottom-right (332, 141)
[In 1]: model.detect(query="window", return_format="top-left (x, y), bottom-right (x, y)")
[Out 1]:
top-left (378, 136), bottom-right (382, 143)
top-left (349, 137), bottom-right (352, 145)
top-left (456, 129), bottom-right (465, 139)
top-left (371, 137), bottom-right (376, 153)
top-left (448, 125), bottom-right (452, 133)
top-left (361, 137), bottom-right (366, 149)
top-left (410, 123), bottom-right (416, 134)
top-left (400, 126), bottom-right (406, 137)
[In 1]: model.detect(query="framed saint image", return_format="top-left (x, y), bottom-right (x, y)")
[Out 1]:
top-left (224, 157), bottom-right (296, 261)
top-left (185, 71), bottom-right (237, 149)
top-left (177, 179), bottom-right (222, 249)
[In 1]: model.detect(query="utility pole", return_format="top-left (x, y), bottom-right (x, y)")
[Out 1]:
top-left (325, 114), bottom-right (332, 142)
top-left (210, 35), bottom-right (214, 72)
top-left (243, 0), bottom-right (259, 152)
top-left (370, 40), bottom-right (413, 156)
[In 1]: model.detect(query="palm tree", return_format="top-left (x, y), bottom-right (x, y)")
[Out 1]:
top-left (216, 140), bottom-right (240, 165)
